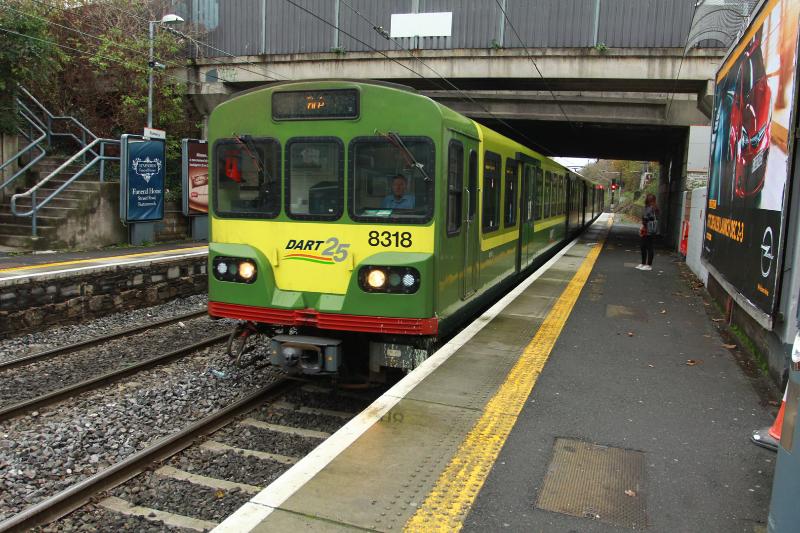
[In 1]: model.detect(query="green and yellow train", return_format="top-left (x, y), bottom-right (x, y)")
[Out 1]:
top-left (207, 80), bottom-right (603, 376)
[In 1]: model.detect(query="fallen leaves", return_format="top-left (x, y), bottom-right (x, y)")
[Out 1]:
top-left (686, 359), bottom-right (703, 366)
top-left (722, 343), bottom-right (736, 349)
top-left (660, 309), bottom-right (667, 314)
top-left (624, 489), bottom-right (637, 497)
top-left (627, 332), bottom-right (635, 337)
top-left (712, 318), bottom-right (724, 322)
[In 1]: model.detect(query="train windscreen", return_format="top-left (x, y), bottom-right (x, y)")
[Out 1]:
top-left (213, 138), bottom-right (280, 218)
top-left (349, 136), bottom-right (434, 223)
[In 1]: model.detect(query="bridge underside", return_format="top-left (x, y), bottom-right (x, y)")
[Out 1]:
top-left (186, 48), bottom-right (718, 162)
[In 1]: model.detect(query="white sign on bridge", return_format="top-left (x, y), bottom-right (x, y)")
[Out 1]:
top-left (391, 12), bottom-right (452, 38)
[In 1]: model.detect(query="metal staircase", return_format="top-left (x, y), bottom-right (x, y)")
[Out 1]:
top-left (0, 87), bottom-right (120, 249)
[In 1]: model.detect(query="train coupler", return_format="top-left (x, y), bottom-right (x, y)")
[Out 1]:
top-left (269, 334), bottom-right (342, 375)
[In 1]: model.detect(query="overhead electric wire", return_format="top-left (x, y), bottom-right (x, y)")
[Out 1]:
top-left (307, 0), bottom-right (556, 155)
top-left (665, 0), bottom-right (701, 119)
top-left (493, 0), bottom-right (576, 130)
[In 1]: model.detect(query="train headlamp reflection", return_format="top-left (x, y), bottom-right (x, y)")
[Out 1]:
top-left (238, 261), bottom-right (256, 280)
top-left (358, 265), bottom-right (420, 294)
top-left (367, 269), bottom-right (386, 289)
top-left (212, 256), bottom-right (257, 284)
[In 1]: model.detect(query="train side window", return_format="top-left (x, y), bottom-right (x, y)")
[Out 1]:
top-left (447, 140), bottom-right (464, 236)
top-left (482, 151), bottom-right (501, 233)
top-left (468, 150), bottom-right (478, 221)
top-left (545, 171), bottom-right (552, 218)
top-left (213, 137), bottom-right (280, 219)
top-left (535, 167), bottom-right (543, 220)
top-left (286, 138), bottom-right (343, 220)
top-left (504, 158), bottom-right (518, 227)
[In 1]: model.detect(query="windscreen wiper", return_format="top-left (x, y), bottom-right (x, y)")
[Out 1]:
top-left (234, 134), bottom-right (263, 174)
top-left (376, 130), bottom-right (432, 182)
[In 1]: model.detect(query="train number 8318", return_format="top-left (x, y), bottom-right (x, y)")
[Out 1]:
top-left (368, 231), bottom-right (413, 248)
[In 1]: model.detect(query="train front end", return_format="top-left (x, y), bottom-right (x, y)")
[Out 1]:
top-left (207, 81), bottom-right (440, 376)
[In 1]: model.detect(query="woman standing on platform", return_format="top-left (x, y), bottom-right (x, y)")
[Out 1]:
top-left (637, 194), bottom-right (659, 271)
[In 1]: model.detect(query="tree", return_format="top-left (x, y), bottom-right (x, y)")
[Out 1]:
top-left (0, 1), bottom-right (61, 134)
top-left (34, 0), bottom-right (201, 187)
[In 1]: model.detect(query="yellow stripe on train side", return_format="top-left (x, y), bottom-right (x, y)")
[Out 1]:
top-left (213, 220), bottom-right (435, 295)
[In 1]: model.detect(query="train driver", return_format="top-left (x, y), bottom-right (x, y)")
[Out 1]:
top-left (381, 174), bottom-right (415, 209)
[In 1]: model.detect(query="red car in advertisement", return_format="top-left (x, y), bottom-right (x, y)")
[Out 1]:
top-left (729, 30), bottom-right (772, 199)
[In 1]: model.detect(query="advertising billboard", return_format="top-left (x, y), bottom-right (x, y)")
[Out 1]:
top-left (704, 0), bottom-right (800, 317)
top-left (120, 135), bottom-right (166, 223)
top-left (182, 139), bottom-right (209, 216)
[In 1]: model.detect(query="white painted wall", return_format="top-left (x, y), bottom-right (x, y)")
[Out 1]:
top-left (687, 125), bottom-right (711, 174)
top-left (687, 186), bottom-right (708, 283)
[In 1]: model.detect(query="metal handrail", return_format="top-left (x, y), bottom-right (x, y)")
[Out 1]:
top-left (18, 86), bottom-right (99, 143)
top-left (0, 109), bottom-right (47, 193)
top-left (11, 138), bottom-right (120, 237)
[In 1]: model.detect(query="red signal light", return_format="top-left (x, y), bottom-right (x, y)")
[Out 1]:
top-left (611, 183), bottom-right (618, 191)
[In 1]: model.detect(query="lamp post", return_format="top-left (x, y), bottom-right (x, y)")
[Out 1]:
top-left (147, 14), bottom-right (184, 129)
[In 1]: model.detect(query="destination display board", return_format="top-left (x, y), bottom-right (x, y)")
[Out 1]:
top-left (272, 89), bottom-right (359, 120)
top-left (704, 0), bottom-right (800, 317)
top-left (182, 139), bottom-right (208, 216)
top-left (120, 135), bottom-right (165, 223)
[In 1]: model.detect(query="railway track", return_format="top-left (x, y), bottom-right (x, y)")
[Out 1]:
top-left (0, 381), bottom-right (377, 532)
top-left (0, 332), bottom-right (230, 422)
top-left (0, 309), bottom-right (208, 372)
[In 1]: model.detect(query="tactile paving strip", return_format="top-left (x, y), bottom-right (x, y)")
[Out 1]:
top-left (536, 438), bottom-right (647, 529)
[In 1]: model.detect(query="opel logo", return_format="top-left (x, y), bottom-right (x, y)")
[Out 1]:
top-left (761, 226), bottom-right (774, 278)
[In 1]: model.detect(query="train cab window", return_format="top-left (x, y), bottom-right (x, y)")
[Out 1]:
top-left (482, 151), bottom-right (501, 233)
top-left (447, 140), bottom-right (464, 235)
top-left (504, 158), bottom-right (518, 227)
top-left (213, 137), bottom-right (280, 218)
top-left (286, 138), bottom-right (343, 220)
top-left (349, 136), bottom-right (434, 223)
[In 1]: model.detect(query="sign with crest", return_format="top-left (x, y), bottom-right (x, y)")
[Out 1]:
top-left (120, 134), bottom-right (166, 222)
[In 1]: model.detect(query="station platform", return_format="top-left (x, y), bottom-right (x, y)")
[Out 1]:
top-left (0, 243), bottom-right (207, 282)
top-left (215, 214), bottom-right (776, 533)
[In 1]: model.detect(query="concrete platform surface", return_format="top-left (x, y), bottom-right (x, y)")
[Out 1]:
top-left (0, 243), bottom-right (207, 281)
top-left (214, 216), bottom-right (775, 533)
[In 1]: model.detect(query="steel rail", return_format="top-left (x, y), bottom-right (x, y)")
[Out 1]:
top-left (0, 378), bottom-right (296, 533)
top-left (0, 309), bottom-right (208, 372)
top-left (0, 332), bottom-right (229, 423)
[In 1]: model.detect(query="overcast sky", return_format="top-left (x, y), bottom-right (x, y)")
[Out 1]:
top-left (553, 157), bottom-right (595, 170)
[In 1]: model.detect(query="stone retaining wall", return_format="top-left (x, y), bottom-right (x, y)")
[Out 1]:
top-left (0, 256), bottom-right (207, 339)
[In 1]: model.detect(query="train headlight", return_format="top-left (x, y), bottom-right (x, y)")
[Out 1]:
top-left (212, 256), bottom-right (258, 284)
top-left (366, 269), bottom-right (387, 289)
top-left (359, 266), bottom-right (420, 294)
top-left (239, 261), bottom-right (256, 281)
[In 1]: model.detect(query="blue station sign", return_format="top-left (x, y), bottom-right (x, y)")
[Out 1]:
top-left (120, 134), bottom-right (165, 223)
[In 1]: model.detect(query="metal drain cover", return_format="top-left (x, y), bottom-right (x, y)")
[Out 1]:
top-left (536, 438), bottom-right (647, 529)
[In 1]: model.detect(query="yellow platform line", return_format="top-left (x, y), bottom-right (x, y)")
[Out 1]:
top-left (404, 229), bottom-right (607, 532)
top-left (0, 246), bottom-right (207, 273)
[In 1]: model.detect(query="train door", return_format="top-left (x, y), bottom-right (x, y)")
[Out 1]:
top-left (582, 182), bottom-right (588, 225)
top-left (462, 149), bottom-right (479, 298)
